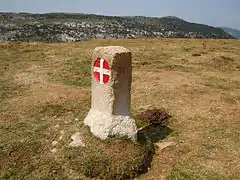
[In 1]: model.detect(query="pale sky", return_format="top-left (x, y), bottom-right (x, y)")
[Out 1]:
top-left (0, 0), bottom-right (239, 30)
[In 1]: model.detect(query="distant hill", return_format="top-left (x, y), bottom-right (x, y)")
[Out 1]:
top-left (219, 27), bottom-right (240, 39)
top-left (0, 12), bottom-right (235, 42)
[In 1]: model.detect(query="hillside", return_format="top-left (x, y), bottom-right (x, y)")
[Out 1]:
top-left (219, 27), bottom-right (240, 39)
top-left (0, 12), bottom-right (234, 42)
top-left (0, 39), bottom-right (240, 179)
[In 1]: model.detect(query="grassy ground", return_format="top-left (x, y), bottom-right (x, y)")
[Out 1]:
top-left (0, 39), bottom-right (240, 179)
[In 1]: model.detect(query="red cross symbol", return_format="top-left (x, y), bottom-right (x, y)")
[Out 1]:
top-left (93, 58), bottom-right (110, 84)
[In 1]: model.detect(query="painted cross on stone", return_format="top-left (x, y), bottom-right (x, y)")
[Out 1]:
top-left (93, 58), bottom-right (110, 84)
top-left (84, 46), bottom-right (137, 141)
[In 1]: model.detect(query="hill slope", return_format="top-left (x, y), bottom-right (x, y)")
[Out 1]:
top-left (0, 12), bottom-right (234, 42)
top-left (219, 27), bottom-right (240, 39)
top-left (0, 39), bottom-right (240, 179)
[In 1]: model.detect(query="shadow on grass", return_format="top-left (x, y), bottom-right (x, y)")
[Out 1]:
top-left (135, 107), bottom-right (173, 143)
top-left (133, 124), bottom-right (172, 178)
top-left (138, 124), bottom-right (173, 143)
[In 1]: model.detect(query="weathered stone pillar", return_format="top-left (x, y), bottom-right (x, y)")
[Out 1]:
top-left (84, 46), bottom-right (137, 140)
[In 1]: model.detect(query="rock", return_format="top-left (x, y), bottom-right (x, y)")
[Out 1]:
top-left (58, 33), bottom-right (76, 42)
top-left (52, 140), bottom-right (58, 146)
top-left (84, 46), bottom-right (137, 141)
top-left (54, 124), bottom-right (60, 128)
top-left (59, 130), bottom-right (65, 140)
top-left (50, 148), bottom-right (57, 153)
top-left (156, 141), bottom-right (177, 151)
top-left (85, 110), bottom-right (137, 140)
top-left (69, 132), bottom-right (85, 148)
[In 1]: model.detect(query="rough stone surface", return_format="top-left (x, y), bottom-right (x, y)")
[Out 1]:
top-left (50, 148), bottom-right (57, 153)
top-left (84, 46), bottom-right (137, 140)
top-left (52, 140), bottom-right (58, 146)
top-left (84, 109), bottom-right (137, 140)
top-left (69, 132), bottom-right (85, 148)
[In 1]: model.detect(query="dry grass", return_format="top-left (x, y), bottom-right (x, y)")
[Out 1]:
top-left (0, 38), bottom-right (240, 179)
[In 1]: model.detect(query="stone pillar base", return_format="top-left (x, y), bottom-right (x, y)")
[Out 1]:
top-left (84, 109), bottom-right (137, 141)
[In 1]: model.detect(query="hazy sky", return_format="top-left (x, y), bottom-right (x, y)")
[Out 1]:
top-left (1, 0), bottom-right (239, 29)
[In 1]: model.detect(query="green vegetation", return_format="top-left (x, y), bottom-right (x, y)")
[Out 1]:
top-left (64, 133), bottom-right (154, 179)
top-left (55, 59), bottom-right (92, 87)
top-left (166, 168), bottom-right (198, 180)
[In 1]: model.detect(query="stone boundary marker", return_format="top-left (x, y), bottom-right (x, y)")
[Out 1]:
top-left (84, 46), bottom-right (137, 140)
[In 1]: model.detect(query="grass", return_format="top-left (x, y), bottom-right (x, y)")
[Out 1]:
top-left (203, 76), bottom-right (240, 90)
top-left (64, 133), bottom-right (154, 179)
top-left (0, 38), bottom-right (240, 179)
top-left (54, 59), bottom-right (92, 87)
top-left (166, 168), bottom-right (198, 180)
top-left (0, 79), bottom-right (27, 101)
